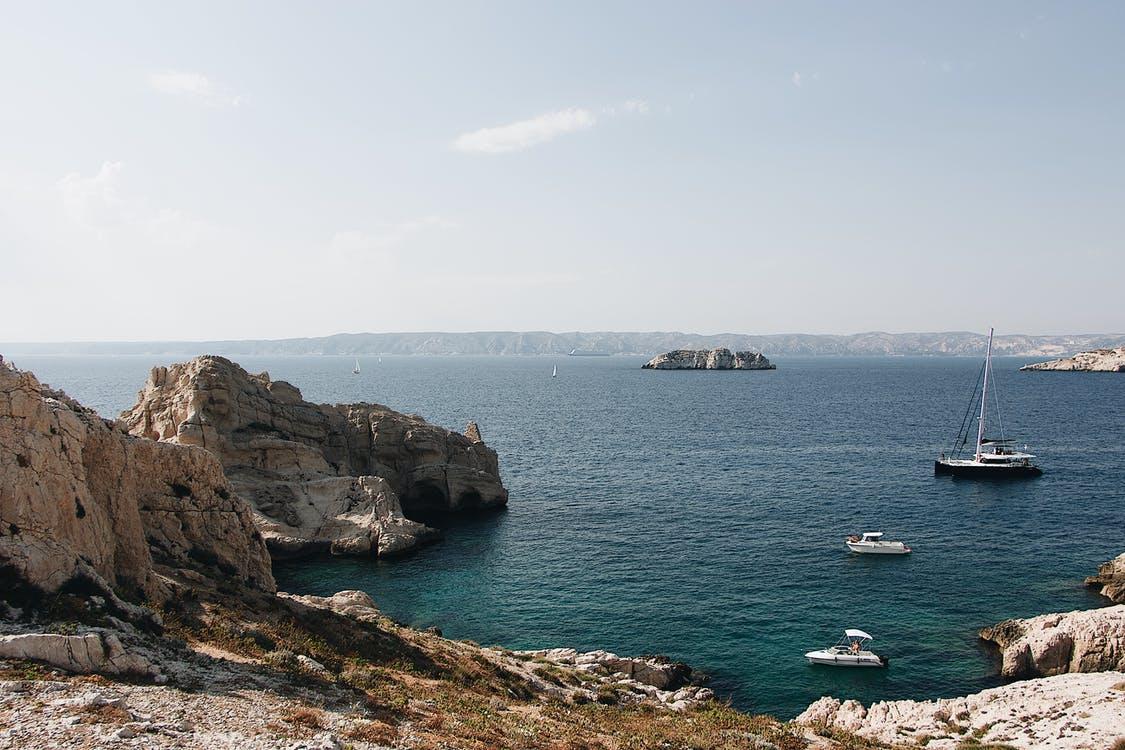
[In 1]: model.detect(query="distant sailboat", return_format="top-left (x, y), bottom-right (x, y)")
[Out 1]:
top-left (352, 359), bottom-right (361, 375)
top-left (552, 364), bottom-right (557, 378)
top-left (935, 327), bottom-right (1042, 478)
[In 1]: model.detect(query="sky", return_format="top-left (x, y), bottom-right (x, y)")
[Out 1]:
top-left (1, 1), bottom-right (1123, 342)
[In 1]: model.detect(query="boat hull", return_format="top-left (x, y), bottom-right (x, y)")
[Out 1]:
top-left (804, 650), bottom-right (886, 667)
top-left (934, 460), bottom-right (1042, 478)
top-left (846, 542), bottom-right (910, 555)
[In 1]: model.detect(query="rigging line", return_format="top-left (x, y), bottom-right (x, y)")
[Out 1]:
top-left (951, 360), bottom-right (986, 456)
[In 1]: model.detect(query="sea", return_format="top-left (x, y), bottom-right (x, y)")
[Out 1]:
top-left (12, 353), bottom-right (1123, 718)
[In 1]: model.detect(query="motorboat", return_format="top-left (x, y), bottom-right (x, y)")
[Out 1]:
top-left (846, 532), bottom-right (911, 555)
top-left (805, 629), bottom-right (887, 667)
top-left (935, 327), bottom-right (1042, 478)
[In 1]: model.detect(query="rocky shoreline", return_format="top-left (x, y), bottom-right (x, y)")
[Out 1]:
top-left (1020, 346), bottom-right (1125, 372)
top-left (642, 347), bottom-right (775, 370)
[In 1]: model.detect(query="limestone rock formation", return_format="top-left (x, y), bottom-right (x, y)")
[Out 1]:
top-left (796, 671), bottom-right (1125, 749)
top-left (1086, 552), bottom-right (1125, 603)
top-left (642, 347), bottom-right (775, 370)
top-left (1020, 346), bottom-right (1125, 372)
top-left (0, 631), bottom-right (162, 681)
top-left (0, 356), bottom-right (274, 603)
top-left (978, 604), bottom-right (1125, 678)
top-left (120, 356), bottom-right (508, 558)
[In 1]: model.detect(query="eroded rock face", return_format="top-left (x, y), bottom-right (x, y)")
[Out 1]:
top-left (0, 357), bottom-right (274, 602)
top-left (642, 348), bottom-right (775, 370)
top-left (796, 671), bottom-right (1125, 750)
top-left (1086, 552), bottom-right (1125, 603)
top-left (1020, 347), bottom-right (1125, 372)
top-left (120, 356), bottom-right (507, 557)
top-left (978, 605), bottom-right (1125, 678)
top-left (0, 631), bottom-right (162, 681)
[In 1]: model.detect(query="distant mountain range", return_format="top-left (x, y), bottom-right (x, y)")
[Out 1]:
top-left (4, 331), bottom-right (1123, 358)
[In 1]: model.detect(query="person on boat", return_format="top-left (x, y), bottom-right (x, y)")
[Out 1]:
top-left (849, 640), bottom-right (861, 654)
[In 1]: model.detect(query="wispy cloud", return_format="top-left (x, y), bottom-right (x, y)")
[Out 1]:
top-left (792, 72), bottom-right (803, 87)
top-left (603, 99), bottom-right (650, 116)
top-left (148, 70), bottom-right (241, 107)
top-left (453, 108), bottom-right (596, 154)
top-left (329, 216), bottom-right (454, 254)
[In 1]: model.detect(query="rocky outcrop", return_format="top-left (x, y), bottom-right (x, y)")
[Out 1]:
top-left (120, 356), bottom-right (507, 558)
top-left (978, 605), bottom-right (1125, 678)
top-left (0, 631), bottom-right (162, 681)
top-left (797, 671), bottom-right (1125, 749)
top-left (0, 356), bottom-right (274, 604)
top-left (642, 347), bottom-right (775, 370)
top-left (1086, 552), bottom-right (1125, 603)
top-left (1020, 346), bottom-right (1125, 372)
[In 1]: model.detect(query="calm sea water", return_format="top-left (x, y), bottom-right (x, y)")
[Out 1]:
top-left (13, 353), bottom-right (1123, 718)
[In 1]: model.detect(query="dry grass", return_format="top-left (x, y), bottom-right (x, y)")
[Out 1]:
top-left (343, 719), bottom-right (397, 744)
top-left (282, 706), bottom-right (325, 730)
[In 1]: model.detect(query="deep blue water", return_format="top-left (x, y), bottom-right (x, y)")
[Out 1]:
top-left (13, 353), bottom-right (1124, 718)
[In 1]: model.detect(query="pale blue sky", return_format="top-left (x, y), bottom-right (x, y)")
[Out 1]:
top-left (1, 2), bottom-right (1122, 341)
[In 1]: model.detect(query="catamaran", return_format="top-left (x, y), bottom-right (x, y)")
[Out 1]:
top-left (805, 629), bottom-right (888, 667)
top-left (935, 328), bottom-right (1041, 478)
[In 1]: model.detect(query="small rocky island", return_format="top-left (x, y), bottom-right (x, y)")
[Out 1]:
top-left (1020, 346), bottom-right (1125, 372)
top-left (642, 347), bottom-right (775, 370)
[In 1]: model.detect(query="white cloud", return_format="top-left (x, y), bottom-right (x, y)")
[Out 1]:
top-left (792, 72), bottom-right (803, 87)
top-left (57, 161), bottom-right (124, 228)
top-left (148, 70), bottom-right (241, 107)
top-left (453, 108), bottom-right (596, 154)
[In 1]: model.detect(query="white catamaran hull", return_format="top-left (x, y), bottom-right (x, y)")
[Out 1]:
top-left (846, 541), bottom-right (911, 555)
top-left (804, 649), bottom-right (886, 667)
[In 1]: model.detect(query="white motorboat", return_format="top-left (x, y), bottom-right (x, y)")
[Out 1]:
top-left (805, 629), bottom-right (887, 667)
top-left (846, 532), bottom-right (911, 555)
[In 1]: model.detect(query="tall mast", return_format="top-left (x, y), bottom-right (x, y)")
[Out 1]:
top-left (975, 327), bottom-right (994, 460)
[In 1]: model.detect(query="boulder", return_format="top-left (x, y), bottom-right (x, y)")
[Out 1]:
top-left (1086, 552), bottom-right (1125, 603)
top-left (642, 348), bottom-right (775, 370)
top-left (120, 356), bottom-right (508, 557)
top-left (0, 631), bottom-right (161, 680)
top-left (0, 357), bottom-right (274, 605)
top-left (979, 605), bottom-right (1125, 677)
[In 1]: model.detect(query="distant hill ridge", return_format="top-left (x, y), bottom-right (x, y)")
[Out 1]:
top-left (4, 331), bottom-right (1123, 357)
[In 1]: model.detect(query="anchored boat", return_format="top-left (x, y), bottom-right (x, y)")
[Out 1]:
top-left (846, 532), bottom-right (911, 555)
top-left (805, 629), bottom-right (888, 667)
top-left (935, 327), bottom-right (1042, 478)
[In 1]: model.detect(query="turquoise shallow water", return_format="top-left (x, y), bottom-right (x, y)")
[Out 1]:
top-left (15, 353), bottom-right (1124, 718)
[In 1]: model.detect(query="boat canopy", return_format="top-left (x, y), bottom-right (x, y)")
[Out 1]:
top-left (861, 532), bottom-right (884, 538)
top-left (844, 629), bottom-right (872, 640)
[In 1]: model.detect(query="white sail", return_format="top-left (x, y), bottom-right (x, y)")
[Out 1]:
top-left (552, 364), bottom-right (557, 377)
top-left (975, 328), bottom-right (993, 460)
top-left (353, 358), bottom-right (361, 375)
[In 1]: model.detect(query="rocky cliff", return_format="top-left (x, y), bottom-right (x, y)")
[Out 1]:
top-left (120, 356), bottom-right (508, 558)
top-left (796, 671), bottom-right (1125, 749)
top-left (978, 605), bottom-right (1125, 678)
top-left (0, 355), bottom-right (274, 605)
top-left (642, 347), bottom-right (775, 370)
top-left (1020, 346), bottom-right (1125, 372)
top-left (1086, 551), bottom-right (1125, 603)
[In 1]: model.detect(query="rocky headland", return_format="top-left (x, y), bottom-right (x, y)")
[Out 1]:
top-left (120, 356), bottom-right (508, 558)
top-left (642, 347), bottom-right (775, 370)
top-left (1020, 346), bottom-right (1125, 372)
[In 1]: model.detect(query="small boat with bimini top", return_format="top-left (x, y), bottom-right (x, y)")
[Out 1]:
top-left (935, 327), bottom-right (1042, 478)
top-left (846, 532), bottom-right (911, 555)
top-left (805, 629), bottom-right (888, 667)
